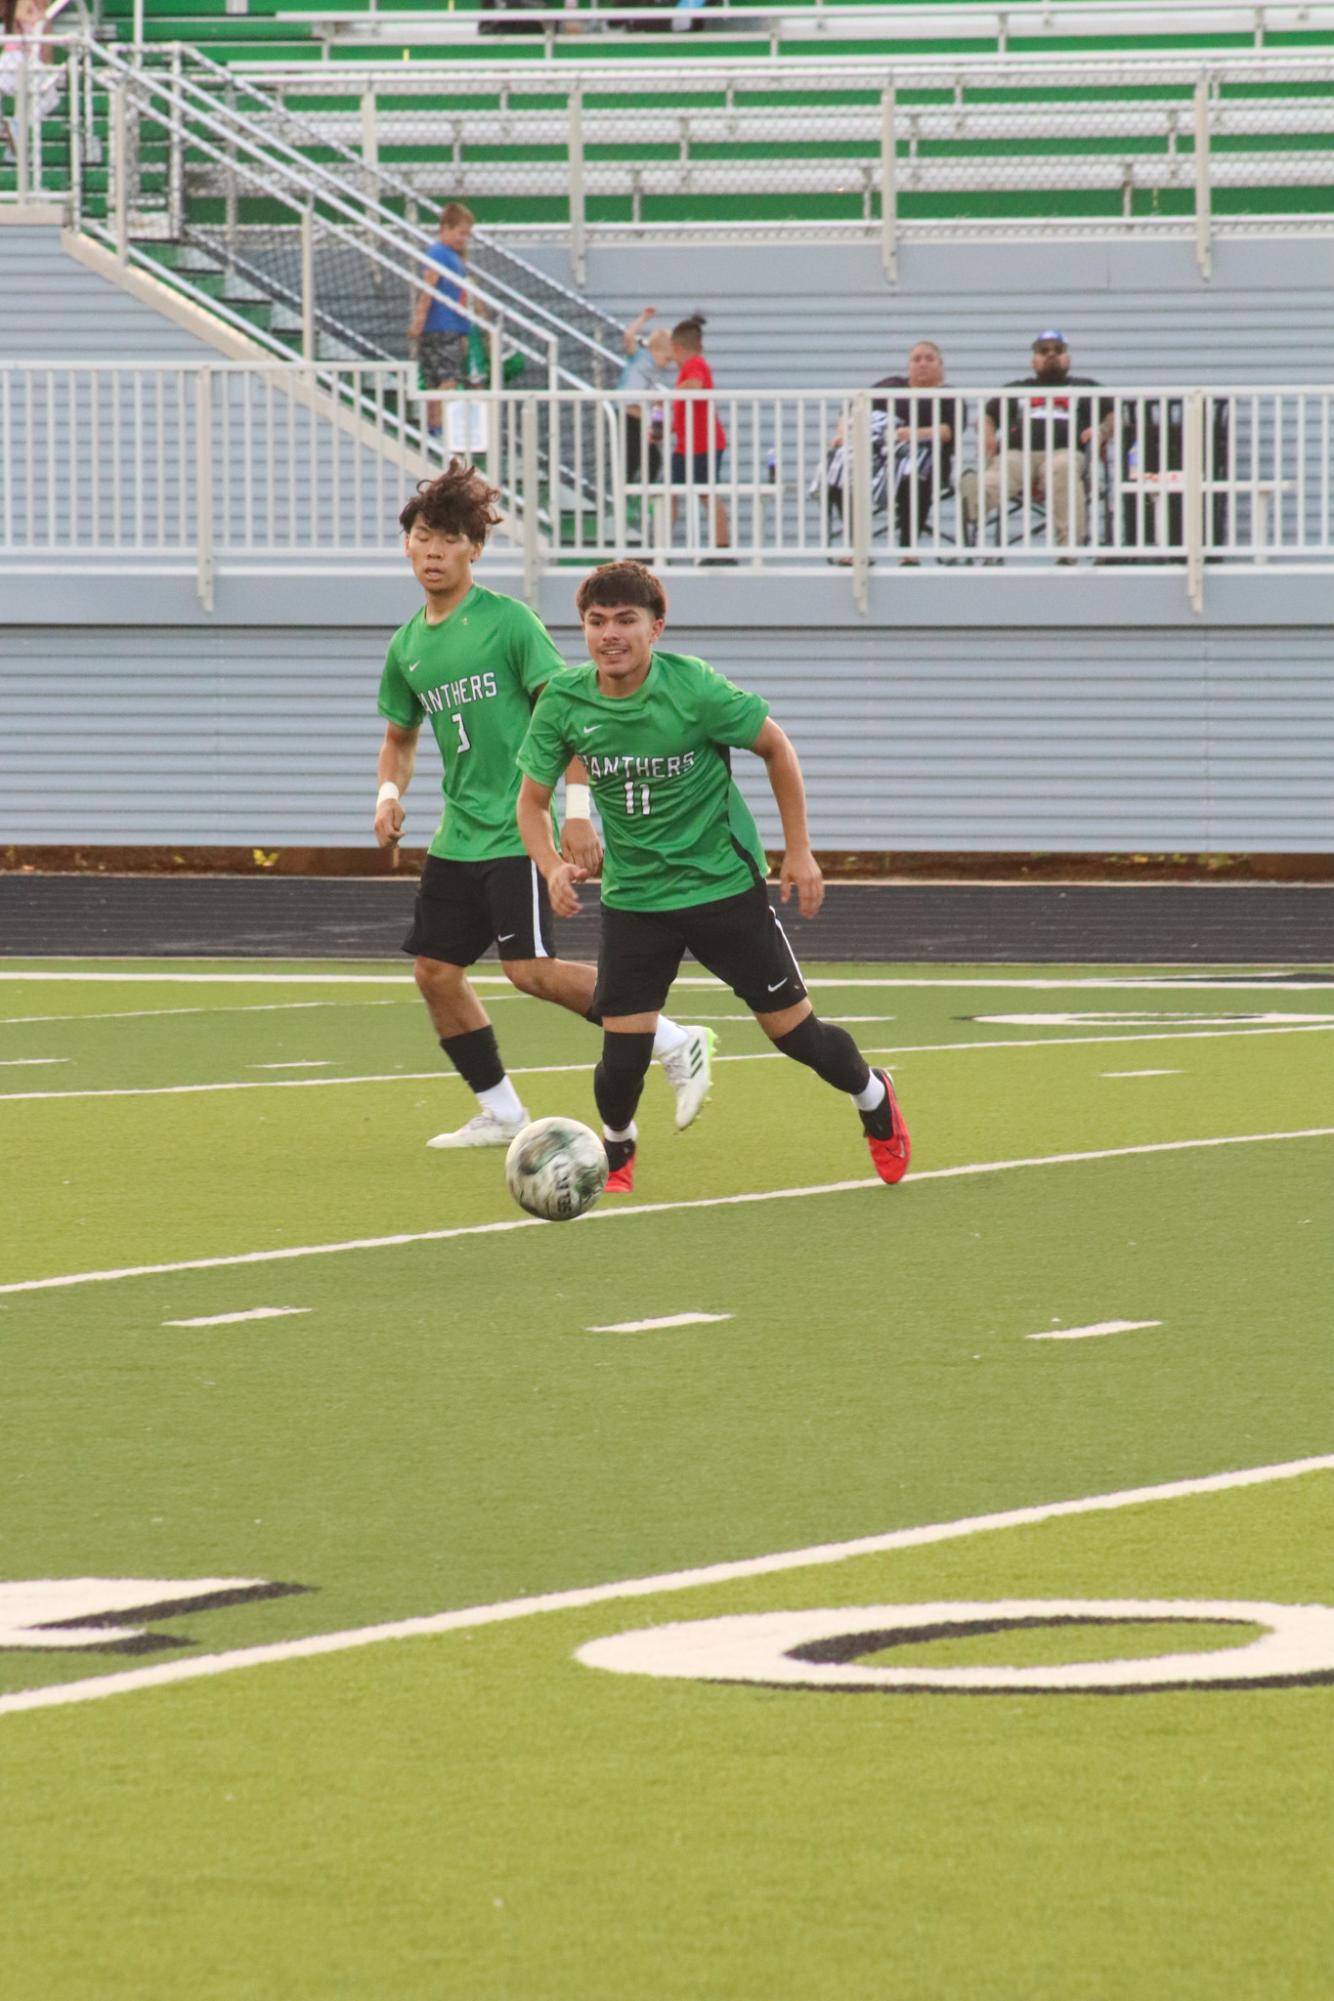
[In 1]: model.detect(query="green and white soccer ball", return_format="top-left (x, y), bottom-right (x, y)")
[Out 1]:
top-left (505, 1115), bottom-right (609, 1223)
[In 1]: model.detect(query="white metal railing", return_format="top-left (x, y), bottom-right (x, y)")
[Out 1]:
top-left (2, 367), bottom-right (1332, 613)
top-left (136, 41), bottom-right (625, 378)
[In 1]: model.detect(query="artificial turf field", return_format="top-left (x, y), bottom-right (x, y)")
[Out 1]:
top-left (2, 954), bottom-right (1332, 1999)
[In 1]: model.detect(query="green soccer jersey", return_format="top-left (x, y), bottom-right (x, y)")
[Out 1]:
top-left (377, 585), bottom-right (566, 862)
top-left (518, 651), bottom-right (770, 912)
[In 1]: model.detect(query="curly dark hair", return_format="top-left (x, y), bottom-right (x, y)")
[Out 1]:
top-left (399, 462), bottom-right (501, 546)
top-left (574, 561), bottom-right (668, 623)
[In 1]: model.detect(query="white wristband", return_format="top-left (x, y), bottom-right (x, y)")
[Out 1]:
top-left (377, 781), bottom-right (401, 807)
top-left (565, 784), bottom-right (592, 820)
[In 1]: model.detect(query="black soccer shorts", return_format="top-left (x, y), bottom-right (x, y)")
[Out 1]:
top-left (402, 854), bottom-right (554, 968)
top-left (593, 881), bottom-right (808, 1018)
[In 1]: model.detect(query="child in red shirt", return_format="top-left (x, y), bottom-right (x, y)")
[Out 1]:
top-left (669, 314), bottom-right (731, 554)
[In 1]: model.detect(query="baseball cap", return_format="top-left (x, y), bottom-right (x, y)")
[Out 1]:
top-left (1033, 329), bottom-right (1068, 346)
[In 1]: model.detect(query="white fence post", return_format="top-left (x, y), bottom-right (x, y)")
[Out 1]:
top-left (15, 53), bottom-right (30, 202)
top-left (568, 82), bottom-right (587, 292)
top-left (1183, 390), bottom-right (1205, 614)
top-left (111, 81), bottom-right (128, 262)
top-left (301, 201), bottom-right (316, 363)
top-left (168, 45), bottom-right (185, 238)
top-left (521, 395), bottom-right (542, 607)
top-left (880, 80), bottom-right (897, 285)
top-left (1194, 76), bottom-right (1212, 282)
top-left (224, 77), bottom-right (238, 270)
top-left (849, 390), bottom-right (872, 614)
top-left (195, 368), bottom-right (215, 614)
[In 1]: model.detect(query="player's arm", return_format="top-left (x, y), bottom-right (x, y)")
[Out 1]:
top-left (407, 262), bottom-right (438, 341)
top-left (750, 719), bottom-right (824, 919)
top-left (517, 774), bottom-right (587, 919)
top-left (374, 722), bottom-right (418, 853)
top-left (560, 753), bottom-right (602, 876)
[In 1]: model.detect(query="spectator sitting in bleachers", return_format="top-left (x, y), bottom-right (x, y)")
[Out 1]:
top-left (960, 330), bottom-right (1114, 551)
top-left (818, 339), bottom-right (958, 561)
top-left (617, 306), bottom-right (675, 486)
top-left (1, 0), bottom-right (62, 164)
top-left (407, 202), bottom-right (476, 439)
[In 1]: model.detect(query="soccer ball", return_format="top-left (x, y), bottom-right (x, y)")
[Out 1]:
top-left (505, 1116), bottom-right (609, 1223)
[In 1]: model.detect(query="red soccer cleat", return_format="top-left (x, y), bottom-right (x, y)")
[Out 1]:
top-left (604, 1138), bottom-right (636, 1195)
top-left (860, 1068), bottom-right (910, 1184)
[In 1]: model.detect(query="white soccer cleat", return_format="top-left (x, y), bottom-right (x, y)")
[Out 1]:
top-left (426, 1107), bottom-right (531, 1150)
top-left (659, 1026), bottom-right (716, 1131)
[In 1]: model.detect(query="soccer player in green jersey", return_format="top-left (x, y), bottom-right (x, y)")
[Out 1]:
top-left (515, 560), bottom-right (910, 1192)
top-left (373, 470), bottom-right (714, 1148)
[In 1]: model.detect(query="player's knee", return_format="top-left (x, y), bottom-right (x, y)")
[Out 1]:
top-left (503, 958), bottom-right (557, 1000)
top-left (414, 955), bottom-right (463, 1002)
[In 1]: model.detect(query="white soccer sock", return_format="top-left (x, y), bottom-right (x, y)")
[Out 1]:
top-left (653, 1016), bottom-right (689, 1057)
top-left (602, 1121), bottom-right (637, 1143)
top-left (853, 1072), bottom-right (887, 1113)
top-left (477, 1078), bottom-right (524, 1122)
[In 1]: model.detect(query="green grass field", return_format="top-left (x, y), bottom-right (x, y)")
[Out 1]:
top-left (2, 955), bottom-right (1332, 1998)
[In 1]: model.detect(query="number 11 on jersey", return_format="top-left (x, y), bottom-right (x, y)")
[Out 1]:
top-left (624, 780), bottom-right (651, 816)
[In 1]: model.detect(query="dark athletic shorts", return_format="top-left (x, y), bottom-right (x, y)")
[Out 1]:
top-left (593, 881), bottom-right (808, 1019)
top-left (670, 448), bottom-right (726, 486)
top-left (418, 330), bottom-right (469, 391)
top-left (403, 854), bottom-right (553, 968)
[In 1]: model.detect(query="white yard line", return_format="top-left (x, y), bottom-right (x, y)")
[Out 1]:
top-left (2, 1126), bottom-right (1330, 1301)
top-left (0, 1058), bottom-right (68, 1068)
top-left (1028, 1320), bottom-right (1162, 1343)
top-left (1102, 1070), bottom-right (1182, 1079)
top-left (3, 1020), bottom-right (1330, 1108)
top-left (1, 971), bottom-right (1332, 992)
top-left (1, 1454), bottom-right (1330, 1721)
top-left (586, 1312), bottom-right (733, 1334)
top-left (250, 1061), bottom-right (333, 1071)
top-left (163, 1307), bottom-right (310, 1328)
top-left (0, 1001), bottom-right (368, 1028)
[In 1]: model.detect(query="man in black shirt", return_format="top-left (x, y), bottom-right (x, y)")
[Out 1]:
top-left (961, 331), bottom-right (1114, 550)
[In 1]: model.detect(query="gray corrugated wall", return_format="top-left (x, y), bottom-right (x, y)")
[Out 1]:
top-left (3, 624), bottom-right (1330, 851)
top-left (0, 226), bottom-right (222, 361)
top-left (520, 235), bottom-right (1334, 388)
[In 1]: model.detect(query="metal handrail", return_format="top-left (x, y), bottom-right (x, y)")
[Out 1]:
top-left (162, 41), bottom-right (625, 378)
top-left (76, 37), bottom-right (585, 386)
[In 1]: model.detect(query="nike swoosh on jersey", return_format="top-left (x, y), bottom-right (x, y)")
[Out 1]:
top-left (767, 979), bottom-right (788, 991)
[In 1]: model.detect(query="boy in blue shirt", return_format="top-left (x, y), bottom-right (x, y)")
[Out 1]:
top-left (408, 202), bottom-right (475, 436)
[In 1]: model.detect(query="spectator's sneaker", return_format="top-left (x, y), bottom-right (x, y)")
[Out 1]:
top-left (860, 1069), bottom-right (911, 1184)
top-left (427, 1107), bottom-right (529, 1150)
top-left (604, 1138), bottom-right (637, 1194)
top-left (659, 1026), bottom-right (716, 1131)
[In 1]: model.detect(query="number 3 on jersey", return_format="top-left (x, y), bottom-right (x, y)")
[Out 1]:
top-left (451, 711), bottom-right (471, 754)
top-left (624, 780), bottom-right (651, 816)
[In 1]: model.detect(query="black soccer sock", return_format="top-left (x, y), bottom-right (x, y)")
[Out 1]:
top-left (439, 1024), bottom-right (506, 1094)
top-left (772, 1013), bottom-right (871, 1096)
top-left (594, 1031), bottom-right (655, 1134)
